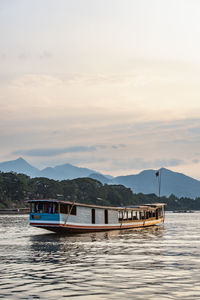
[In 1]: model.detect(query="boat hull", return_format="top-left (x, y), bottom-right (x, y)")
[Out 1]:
top-left (30, 217), bottom-right (164, 233)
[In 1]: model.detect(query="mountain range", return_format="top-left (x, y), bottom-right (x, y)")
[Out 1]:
top-left (0, 157), bottom-right (200, 199)
top-left (0, 157), bottom-right (97, 180)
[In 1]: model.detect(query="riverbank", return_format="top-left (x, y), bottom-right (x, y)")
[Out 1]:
top-left (0, 208), bottom-right (29, 215)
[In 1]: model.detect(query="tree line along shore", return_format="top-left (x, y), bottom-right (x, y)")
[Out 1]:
top-left (0, 171), bottom-right (200, 212)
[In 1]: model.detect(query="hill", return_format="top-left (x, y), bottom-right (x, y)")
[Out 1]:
top-left (0, 172), bottom-right (138, 209)
top-left (1, 171), bottom-right (200, 211)
top-left (89, 173), bottom-right (111, 184)
top-left (1, 158), bottom-right (200, 198)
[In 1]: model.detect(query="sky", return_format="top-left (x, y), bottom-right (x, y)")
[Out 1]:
top-left (1, 0), bottom-right (200, 178)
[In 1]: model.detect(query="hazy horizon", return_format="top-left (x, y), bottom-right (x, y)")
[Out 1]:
top-left (1, 0), bottom-right (200, 178)
top-left (1, 156), bottom-right (200, 182)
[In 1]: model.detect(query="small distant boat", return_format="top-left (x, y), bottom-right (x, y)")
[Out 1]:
top-left (28, 199), bottom-right (166, 233)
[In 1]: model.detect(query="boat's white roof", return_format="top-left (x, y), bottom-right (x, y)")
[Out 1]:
top-left (28, 199), bottom-right (166, 211)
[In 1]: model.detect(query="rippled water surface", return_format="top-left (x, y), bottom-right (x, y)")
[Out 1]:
top-left (0, 212), bottom-right (200, 299)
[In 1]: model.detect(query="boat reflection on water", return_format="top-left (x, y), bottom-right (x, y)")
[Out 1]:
top-left (30, 224), bottom-right (164, 242)
top-left (29, 225), bottom-right (165, 264)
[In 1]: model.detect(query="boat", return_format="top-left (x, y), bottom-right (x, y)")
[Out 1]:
top-left (28, 199), bottom-right (166, 233)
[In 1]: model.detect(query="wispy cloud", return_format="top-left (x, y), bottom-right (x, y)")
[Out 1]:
top-left (112, 144), bottom-right (126, 149)
top-left (189, 127), bottom-right (200, 134)
top-left (13, 146), bottom-right (100, 157)
top-left (39, 51), bottom-right (53, 59)
top-left (192, 159), bottom-right (199, 164)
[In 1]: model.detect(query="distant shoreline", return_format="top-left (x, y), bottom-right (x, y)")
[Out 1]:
top-left (1, 209), bottom-right (199, 215)
top-left (0, 208), bottom-right (29, 215)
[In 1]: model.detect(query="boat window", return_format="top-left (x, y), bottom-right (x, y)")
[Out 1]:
top-left (53, 203), bottom-right (58, 213)
top-left (37, 202), bottom-right (43, 213)
top-left (104, 209), bottom-right (108, 224)
top-left (156, 209), bottom-right (158, 219)
top-left (70, 205), bottom-right (77, 215)
top-left (141, 211), bottom-right (145, 220)
top-left (119, 210), bottom-right (130, 221)
top-left (60, 203), bottom-right (68, 214)
top-left (91, 208), bottom-right (95, 224)
top-left (32, 202), bottom-right (58, 214)
top-left (60, 204), bottom-right (76, 215)
top-left (128, 211), bottom-right (132, 220)
top-left (119, 210), bottom-right (148, 222)
top-left (133, 211), bottom-right (137, 220)
top-left (118, 211), bottom-right (123, 221)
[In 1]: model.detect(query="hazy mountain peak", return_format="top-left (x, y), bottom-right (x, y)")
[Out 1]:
top-left (16, 157), bottom-right (25, 161)
top-left (113, 168), bottom-right (200, 199)
top-left (0, 157), bottom-right (39, 177)
top-left (16, 157), bottom-right (30, 163)
top-left (15, 157), bottom-right (31, 165)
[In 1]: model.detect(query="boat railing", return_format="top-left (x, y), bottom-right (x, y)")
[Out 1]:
top-left (118, 215), bottom-right (163, 223)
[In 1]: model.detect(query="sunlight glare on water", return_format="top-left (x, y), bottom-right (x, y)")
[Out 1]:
top-left (0, 213), bottom-right (200, 299)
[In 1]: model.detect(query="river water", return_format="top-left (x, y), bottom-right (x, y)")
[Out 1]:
top-left (0, 212), bottom-right (200, 299)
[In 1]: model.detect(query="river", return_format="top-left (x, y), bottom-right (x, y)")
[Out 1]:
top-left (0, 212), bottom-right (200, 299)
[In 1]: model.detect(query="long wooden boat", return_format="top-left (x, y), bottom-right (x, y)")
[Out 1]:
top-left (28, 199), bottom-right (166, 233)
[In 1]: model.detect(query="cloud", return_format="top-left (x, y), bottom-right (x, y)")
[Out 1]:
top-left (18, 53), bottom-right (29, 60)
top-left (0, 53), bottom-right (6, 59)
top-left (112, 144), bottom-right (126, 149)
top-left (39, 51), bottom-right (53, 59)
top-left (189, 127), bottom-right (200, 134)
top-left (62, 156), bottom-right (107, 166)
top-left (192, 159), bottom-right (199, 164)
top-left (13, 146), bottom-right (99, 157)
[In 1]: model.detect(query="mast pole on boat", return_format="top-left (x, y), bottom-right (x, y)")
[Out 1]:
top-left (156, 168), bottom-right (162, 200)
top-left (159, 169), bottom-right (161, 200)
